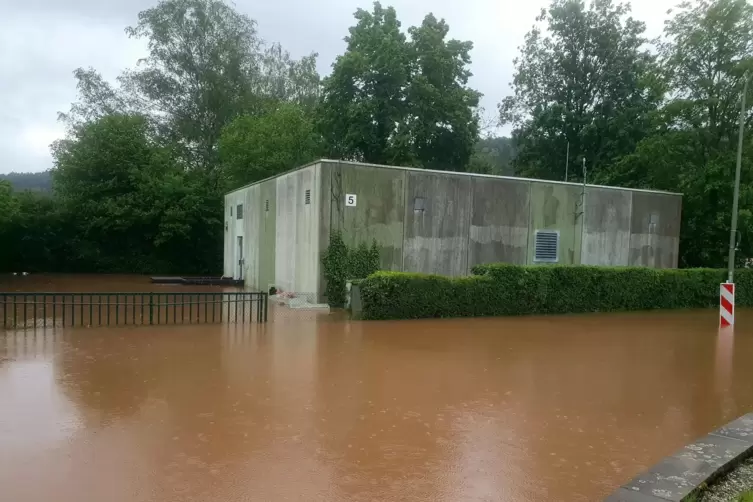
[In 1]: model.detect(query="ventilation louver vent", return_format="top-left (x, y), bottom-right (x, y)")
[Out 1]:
top-left (534, 230), bottom-right (559, 263)
top-left (304, 189), bottom-right (311, 205)
top-left (265, 199), bottom-right (269, 212)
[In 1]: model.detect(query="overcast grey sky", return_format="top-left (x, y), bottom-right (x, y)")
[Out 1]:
top-left (0, 0), bottom-right (676, 174)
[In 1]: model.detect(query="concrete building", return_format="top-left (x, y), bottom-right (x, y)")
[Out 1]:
top-left (223, 160), bottom-right (682, 299)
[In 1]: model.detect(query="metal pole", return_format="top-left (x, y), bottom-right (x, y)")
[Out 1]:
top-left (565, 141), bottom-right (570, 182)
top-left (728, 73), bottom-right (751, 283)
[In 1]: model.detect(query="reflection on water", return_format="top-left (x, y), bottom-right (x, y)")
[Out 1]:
top-left (1, 275), bottom-right (753, 501)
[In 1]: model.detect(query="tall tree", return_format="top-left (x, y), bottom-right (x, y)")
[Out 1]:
top-left (318, 2), bottom-right (480, 170)
top-left (500, 0), bottom-right (661, 181)
top-left (51, 113), bottom-right (218, 273)
top-left (57, 68), bottom-right (141, 131)
top-left (602, 0), bottom-right (753, 267)
top-left (122, 0), bottom-right (265, 171)
top-left (406, 14), bottom-right (481, 171)
top-left (220, 103), bottom-right (322, 186)
top-left (318, 2), bottom-right (411, 165)
top-left (258, 43), bottom-right (321, 109)
top-left (61, 0), bottom-right (320, 175)
top-left (660, 0), bottom-right (753, 145)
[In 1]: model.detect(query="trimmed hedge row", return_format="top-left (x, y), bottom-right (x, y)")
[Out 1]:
top-left (360, 264), bottom-right (753, 320)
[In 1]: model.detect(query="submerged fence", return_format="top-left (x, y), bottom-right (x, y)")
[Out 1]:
top-left (0, 292), bottom-right (268, 329)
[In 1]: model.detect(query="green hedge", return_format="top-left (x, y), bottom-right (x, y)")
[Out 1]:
top-left (360, 264), bottom-right (753, 320)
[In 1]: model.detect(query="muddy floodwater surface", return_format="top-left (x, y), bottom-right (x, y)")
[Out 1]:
top-left (1, 275), bottom-right (752, 502)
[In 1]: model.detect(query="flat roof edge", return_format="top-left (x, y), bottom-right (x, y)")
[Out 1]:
top-left (224, 159), bottom-right (682, 197)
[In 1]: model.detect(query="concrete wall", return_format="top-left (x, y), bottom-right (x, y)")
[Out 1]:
top-left (241, 184), bottom-right (261, 288)
top-left (403, 172), bottom-right (472, 276)
top-left (258, 179), bottom-right (277, 292)
top-left (321, 162), bottom-right (406, 271)
top-left (223, 186), bottom-right (261, 286)
top-left (469, 177), bottom-right (530, 269)
top-left (581, 187), bottom-right (633, 266)
top-left (223, 193), bottom-right (234, 278)
top-left (629, 192), bottom-right (682, 268)
top-left (223, 161), bottom-right (683, 298)
top-left (527, 183), bottom-right (583, 265)
top-left (274, 164), bottom-right (321, 296)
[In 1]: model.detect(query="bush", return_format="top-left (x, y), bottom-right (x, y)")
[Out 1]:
top-left (360, 264), bottom-right (750, 320)
top-left (322, 231), bottom-right (381, 308)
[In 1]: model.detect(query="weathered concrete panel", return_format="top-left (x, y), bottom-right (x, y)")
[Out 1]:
top-left (223, 186), bottom-right (261, 284)
top-left (469, 177), bottom-right (530, 268)
top-left (317, 162), bottom-right (333, 302)
top-left (257, 180), bottom-right (276, 292)
top-left (275, 173), bottom-right (297, 292)
top-left (275, 164), bottom-right (320, 296)
top-left (527, 183), bottom-right (584, 265)
top-left (242, 184), bottom-right (261, 288)
top-left (223, 193), bottom-right (233, 278)
top-left (224, 191), bottom-right (246, 280)
top-left (629, 192), bottom-right (682, 268)
top-left (338, 163), bottom-right (406, 271)
top-left (403, 172), bottom-right (472, 276)
top-left (225, 160), bottom-right (683, 300)
top-left (298, 164), bottom-right (321, 295)
top-left (581, 188), bottom-right (632, 266)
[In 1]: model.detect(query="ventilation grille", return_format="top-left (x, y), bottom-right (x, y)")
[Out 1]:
top-left (305, 189), bottom-right (311, 205)
top-left (236, 204), bottom-right (243, 220)
top-left (534, 230), bottom-right (559, 263)
top-left (265, 199), bottom-right (269, 212)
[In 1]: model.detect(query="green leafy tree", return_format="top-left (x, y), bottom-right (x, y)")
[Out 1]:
top-left (468, 136), bottom-right (516, 175)
top-left (405, 14), bottom-right (481, 171)
top-left (258, 43), bottom-right (321, 109)
top-left (51, 113), bottom-right (217, 273)
top-left (122, 0), bottom-right (266, 171)
top-left (500, 0), bottom-right (661, 181)
top-left (318, 2), bottom-right (411, 165)
top-left (603, 0), bottom-right (753, 267)
top-left (660, 0), bottom-right (753, 145)
top-left (318, 2), bottom-right (480, 170)
top-left (61, 0), bottom-right (320, 175)
top-left (0, 181), bottom-right (18, 228)
top-left (219, 103), bottom-right (322, 186)
top-left (1, 192), bottom-right (74, 273)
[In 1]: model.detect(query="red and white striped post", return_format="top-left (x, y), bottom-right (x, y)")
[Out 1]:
top-left (720, 282), bottom-right (735, 327)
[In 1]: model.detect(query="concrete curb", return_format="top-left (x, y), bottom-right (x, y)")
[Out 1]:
top-left (605, 413), bottom-right (753, 501)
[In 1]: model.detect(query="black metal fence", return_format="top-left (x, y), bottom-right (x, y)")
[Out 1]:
top-left (0, 292), bottom-right (268, 330)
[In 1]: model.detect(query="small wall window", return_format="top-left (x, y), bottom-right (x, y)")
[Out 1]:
top-left (230, 205), bottom-right (233, 216)
top-left (305, 189), bottom-right (311, 205)
top-left (534, 230), bottom-right (559, 263)
top-left (413, 197), bottom-right (426, 211)
top-left (236, 204), bottom-right (243, 220)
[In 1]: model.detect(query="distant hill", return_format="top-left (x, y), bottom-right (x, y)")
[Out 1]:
top-left (0, 171), bottom-right (52, 192)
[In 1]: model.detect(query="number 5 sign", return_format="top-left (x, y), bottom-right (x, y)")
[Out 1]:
top-left (345, 194), bottom-right (357, 207)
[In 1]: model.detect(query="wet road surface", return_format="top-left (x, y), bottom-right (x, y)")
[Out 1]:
top-left (1, 275), bottom-right (751, 501)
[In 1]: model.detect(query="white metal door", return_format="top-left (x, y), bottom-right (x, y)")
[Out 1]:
top-left (237, 236), bottom-right (244, 280)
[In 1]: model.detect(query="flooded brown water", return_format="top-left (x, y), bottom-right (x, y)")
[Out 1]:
top-left (1, 275), bottom-right (752, 501)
